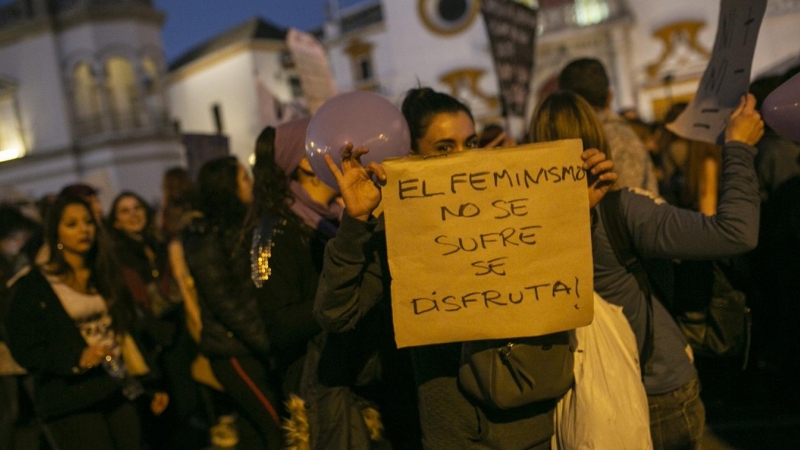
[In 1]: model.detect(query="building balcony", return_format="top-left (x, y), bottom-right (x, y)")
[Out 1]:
top-left (74, 108), bottom-right (173, 145)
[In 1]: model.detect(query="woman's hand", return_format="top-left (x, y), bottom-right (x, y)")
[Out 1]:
top-left (582, 148), bottom-right (618, 208)
top-left (79, 345), bottom-right (110, 370)
top-left (482, 132), bottom-right (516, 149)
top-left (725, 93), bottom-right (764, 146)
top-left (150, 392), bottom-right (169, 416)
top-left (324, 143), bottom-right (387, 222)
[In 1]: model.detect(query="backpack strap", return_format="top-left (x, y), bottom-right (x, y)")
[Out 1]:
top-left (599, 190), bottom-right (655, 376)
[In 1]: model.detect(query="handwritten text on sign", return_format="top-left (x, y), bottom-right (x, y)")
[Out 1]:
top-left (382, 140), bottom-right (594, 348)
top-left (667, 0), bottom-right (767, 144)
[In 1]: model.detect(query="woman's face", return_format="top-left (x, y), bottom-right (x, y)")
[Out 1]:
top-left (236, 164), bottom-right (254, 205)
top-left (58, 204), bottom-right (96, 255)
top-left (415, 111), bottom-right (478, 156)
top-left (113, 195), bottom-right (147, 235)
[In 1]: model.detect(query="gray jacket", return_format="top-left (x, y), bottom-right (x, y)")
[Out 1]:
top-left (315, 214), bottom-right (553, 450)
top-left (592, 141), bottom-right (759, 394)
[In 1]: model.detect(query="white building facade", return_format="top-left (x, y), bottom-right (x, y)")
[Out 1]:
top-left (321, 0), bottom-right (800, 126)
top-left (166, 19), bottom-right (305, 165)
top-left (0, 0), bottom-right (183, 206)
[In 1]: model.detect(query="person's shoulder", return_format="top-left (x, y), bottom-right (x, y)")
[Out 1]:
top-left (6, 265), bottom-right (32, 289)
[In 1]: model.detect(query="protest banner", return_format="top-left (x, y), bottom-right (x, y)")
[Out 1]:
top-left (481, 0), bottom-right (538, 118)
top-left (286, 28), bottom-right (338, 114)
top-left (382, 140), bottom-right (594, 348)
top-left (667, 0), bottom-right (767, 143)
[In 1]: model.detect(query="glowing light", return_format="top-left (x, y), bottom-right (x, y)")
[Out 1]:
top-left (248, 152), bottom-right (256, 166)
top-left (575, 0), bottom-right (610, 26)
top-left (0, 146), bottom-right (24, 163)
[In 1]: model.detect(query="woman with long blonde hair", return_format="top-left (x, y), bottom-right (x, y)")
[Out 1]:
top-left (529, 90), bottom-right (763, 450)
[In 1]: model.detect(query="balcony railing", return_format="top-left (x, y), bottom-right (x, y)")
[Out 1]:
top-left (74, 109), bottom-right (172, 141)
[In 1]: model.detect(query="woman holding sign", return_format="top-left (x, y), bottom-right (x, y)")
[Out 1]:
top-left (314, 87), bottom-right (617, 449)
top-left (529, 90), bottom-right (763, 450)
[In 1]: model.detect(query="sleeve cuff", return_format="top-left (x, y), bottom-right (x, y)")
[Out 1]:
top-left (330, 212), bottom-right (379, 259)
top-left (723, 141), bottom-right (757, 158)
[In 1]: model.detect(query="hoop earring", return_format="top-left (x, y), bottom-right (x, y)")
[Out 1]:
top-left (57, 243), bottom-right (63, 251)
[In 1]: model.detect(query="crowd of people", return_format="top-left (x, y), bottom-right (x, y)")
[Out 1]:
top-left (0, 56), bottom-right (797, 450)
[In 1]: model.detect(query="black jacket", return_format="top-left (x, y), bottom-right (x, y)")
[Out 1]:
top-left (5, 268), bottom-right (128, 419)
top-left (182, 219), bottom-right (270, 359)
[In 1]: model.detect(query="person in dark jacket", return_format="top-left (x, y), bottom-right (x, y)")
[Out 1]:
top-left (245, 118), bottom-right (338, 396)
top-left (107, 191), bottom-right (199, 448)
top-left (314, 87), bottom-right (617, 449)
top-left (529, 91), bottom-right (763, 450)
top-left (4, 196), bottom-right (168, 450)
top-left (182, 156), bottom-right (282, 449)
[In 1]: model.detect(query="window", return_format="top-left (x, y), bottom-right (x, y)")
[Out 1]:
top-left (574, 0), bottom-right (610, 26)
top-left (344, 38), bottom-right (377, 89)
top-left (72, 62), bottom-right (102, 137)
top-left (142, 57), bottom-right (166, 127)
top-left (418, 0), bottom-right (480, 35)
top-left (358, 57), bottom-right (373, 82)
top-left (0, 84), bottom-right (25, 163)
top-left (289, 76), bottom-right (303, 99)
top-left (105, 57), bottom-right (139, 130)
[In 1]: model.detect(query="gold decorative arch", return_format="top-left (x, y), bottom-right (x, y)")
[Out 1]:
top-left (439, 68), bottom-right (499, 108)
top-left (646, 20), bottom-right (711, 79)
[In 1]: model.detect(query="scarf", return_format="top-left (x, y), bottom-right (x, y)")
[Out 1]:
top-left (289, 181), bottom-right (343, 238)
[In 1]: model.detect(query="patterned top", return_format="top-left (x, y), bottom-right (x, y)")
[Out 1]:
top-left (250, 217), bottom-right (287, 288)
top-left (598, 109), bottom-right (660, 195)
top-left (45, 274), bottom-right (117, 353)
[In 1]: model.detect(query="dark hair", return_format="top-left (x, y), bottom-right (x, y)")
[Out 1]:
top-left (749, 75), bottom-right (785, 111)
top-left (44, 196), bottom-right (134, 333)
top-left (401, 87), bottom-right (474, 153)
top-left (59, 183), bottom-right (98, 200)
top-left (243, 127), bottom-right (300, 235)
top-left (197, 156), bottom-right (247, 229)
top-left (107, 191), bottom-right (155, 240)
top-left (160, 167), bottom-right (198, 238)
top-left (162, 167), bottom-right (196, 206)
top-left (0, 204), bottom-right (37, 241)
top-left (478, 123), bottom-right (505, 148)
top-left (558, 58), bottom-right (610, 109)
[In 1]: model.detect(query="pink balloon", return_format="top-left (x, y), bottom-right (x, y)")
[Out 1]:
top-left (762, 72), bottom-right (800, 142)
top-left (305, 91), bottom-right (411, 189)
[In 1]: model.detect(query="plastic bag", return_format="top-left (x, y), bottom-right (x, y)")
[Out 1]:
top-left (554, 293), bottom-right (652, 449)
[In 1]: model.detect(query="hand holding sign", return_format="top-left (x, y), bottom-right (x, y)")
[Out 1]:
top-left (666, 0), bottom-right (767, 144)
top-left (582, 148), bottom-right (618, 208)
top-left (725, 94), bottom-right (764, 145)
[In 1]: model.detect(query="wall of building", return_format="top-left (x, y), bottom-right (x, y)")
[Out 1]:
top-left (326, 0), bottom-right (502, 119)
top-left (0, 32), bottom-right (73, 156)
top-left (168, 49), bottom-right (256, 163)
top-left (626, 0), bottom-right (800, 108)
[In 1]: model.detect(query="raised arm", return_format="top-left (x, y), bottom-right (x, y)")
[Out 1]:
top-left (624, 94), bottom-right (763, 259)
top-left (313, 142), bottom-right (391, 332)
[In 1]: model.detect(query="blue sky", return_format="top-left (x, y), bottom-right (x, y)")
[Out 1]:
top-left (154, 0), bottom-right (367, 63)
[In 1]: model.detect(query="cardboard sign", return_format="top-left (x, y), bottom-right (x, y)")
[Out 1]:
top-left (667, 0), bottom-right (767, 143)
top-left (286, 28), bottom-right (338, 114)
top-left (382, 140), bottom-right (594, 348)
top-left (481, 0), bottom-right (538, 118)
